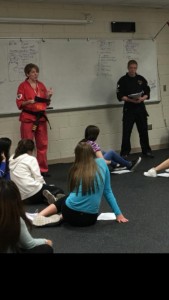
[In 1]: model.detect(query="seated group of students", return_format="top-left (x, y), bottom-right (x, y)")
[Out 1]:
top-left (0, 125), bottom-right (168, 253)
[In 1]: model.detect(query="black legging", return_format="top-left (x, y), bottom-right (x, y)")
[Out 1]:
top-left (55, 196), bottom-right (98, 227)
top-left (23, 184), bottom-right (64, 204)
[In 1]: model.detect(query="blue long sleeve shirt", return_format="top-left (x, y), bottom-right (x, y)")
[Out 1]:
top-left (66, 158), bottom-right (122, 216)
top-left (0, 162), bottom-right (10, 180)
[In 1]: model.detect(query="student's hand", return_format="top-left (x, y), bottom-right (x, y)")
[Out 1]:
top-left (116, 214), bottom-right (129, 223)
top-left (1, 152), bottom-right (6, 161)
top-left (46, 239), bottom-right (53, 247)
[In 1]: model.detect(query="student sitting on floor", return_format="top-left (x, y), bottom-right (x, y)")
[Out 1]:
top-left (0, 179), bottom-right (53, 253)
top-left (144, 158), bottom-right (169, 177)
top-left (82, 125), bottom-right (141, 172)
top-left (33, 141), bottom-right (128, 227)
top-left (0, 137), bottom-right (12, 180)
top-left (9, 139), bottom-right (64, 204)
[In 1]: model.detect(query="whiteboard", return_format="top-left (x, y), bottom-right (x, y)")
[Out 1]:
top-left (0, 38), bottom-right (158, 114)
top-left (0, 39), bottom-right (40, 114)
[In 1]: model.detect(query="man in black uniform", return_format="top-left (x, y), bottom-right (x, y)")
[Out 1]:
top-left (116, 59), bottom-right (153, 158)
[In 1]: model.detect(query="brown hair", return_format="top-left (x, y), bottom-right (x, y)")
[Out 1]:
top-left (84, 125), bottom-right (100, 141)
top-left (13, 139), bottom-right (35, 159)
top-left (0, 179), bottom-right (31, 253)
top-left (24, 63), bottom-right (39, 77)
top-left (127, 60), bottom-right (138, 68)
top-left (69, 141), bottom-right (103, 196)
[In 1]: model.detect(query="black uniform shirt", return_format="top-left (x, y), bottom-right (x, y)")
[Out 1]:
top-left (116, 73), bottom-right (150, 109)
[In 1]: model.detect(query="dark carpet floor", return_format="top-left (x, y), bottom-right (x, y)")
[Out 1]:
top-left (25, 149), bottom-right (169, 253)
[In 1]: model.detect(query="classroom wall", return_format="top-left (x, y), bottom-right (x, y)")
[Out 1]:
top-left (0, 2), bottom-right (169, 162)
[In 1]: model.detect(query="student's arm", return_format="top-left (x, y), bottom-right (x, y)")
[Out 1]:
top-left (0, 162), bottom-right (6, 177)
top-left (0, 153), bottom-right (6, 177)
top-left (18, 218), bottom-right (52, 250)
top-left (89, 140), bottom-right (111, 165)
top-left (103, 165), bottom-right (122, 215)
top-left (103, 162), bottom-right (128, 223)
top-left (95, 150), bottom-right (111, 165)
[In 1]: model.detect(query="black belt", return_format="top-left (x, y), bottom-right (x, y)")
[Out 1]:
top-left (23, 109), bottom-right (52, 131)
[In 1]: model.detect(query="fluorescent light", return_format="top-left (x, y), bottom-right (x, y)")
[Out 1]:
top-left (0, 17), bottom-right (93, 25)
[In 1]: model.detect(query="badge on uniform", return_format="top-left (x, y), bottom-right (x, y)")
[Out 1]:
top-left (17, 94), bottom-right (22, 99)
top-left (138, 80), bottom-right (143, 85)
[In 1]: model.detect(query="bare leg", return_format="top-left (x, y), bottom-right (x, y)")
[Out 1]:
top-left (39, 204), bottom-right (57, 216)
top-left (154, 159), bottom-right (169, 172)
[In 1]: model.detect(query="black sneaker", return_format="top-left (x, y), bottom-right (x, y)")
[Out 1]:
top-left (108, 164), bottom-right (126, 172)
top-left (142, 152), bottom-right (154, 158)
top-left (120, 153), bottom-right (129, 159)
top-left (113, 165), bottom-right (127, 171)
top-left (128, 157), bottom-right (142, 171)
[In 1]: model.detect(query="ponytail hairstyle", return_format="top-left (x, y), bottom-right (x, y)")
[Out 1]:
top-left (13, 139), bottom-right (35, 159)
top-left (84, 125), bottom-right (100, 141)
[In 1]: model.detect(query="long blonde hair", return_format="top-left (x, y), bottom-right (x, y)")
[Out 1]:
top-left (69, 142), bottom-right (103, 195)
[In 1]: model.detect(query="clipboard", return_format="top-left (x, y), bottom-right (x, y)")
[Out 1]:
top-left (128, 92), bottom-right (143, 99)
top-left (34, 96), bottom-right (50, 103)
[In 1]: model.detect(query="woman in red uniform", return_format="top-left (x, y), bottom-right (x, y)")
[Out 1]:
top-left (16, 63), bottom-right (53, 177)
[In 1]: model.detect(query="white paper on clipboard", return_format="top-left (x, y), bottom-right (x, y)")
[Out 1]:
top-left (128, 92), bottom-right (143, 99)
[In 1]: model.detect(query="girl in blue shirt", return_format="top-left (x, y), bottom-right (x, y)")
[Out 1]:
top-left (33, 141), bottom-right (128, 227)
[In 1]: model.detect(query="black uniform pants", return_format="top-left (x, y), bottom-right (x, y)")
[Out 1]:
top-left (120, 107), bottom-right (152, 156)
